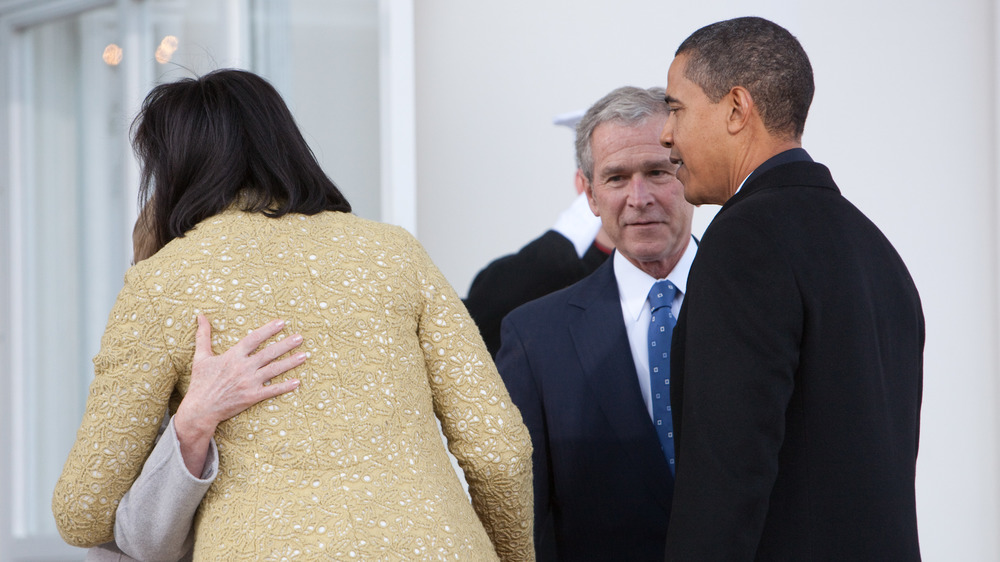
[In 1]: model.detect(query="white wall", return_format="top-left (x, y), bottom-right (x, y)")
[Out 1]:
top-left (414, 1), bottom-right (1000, 559)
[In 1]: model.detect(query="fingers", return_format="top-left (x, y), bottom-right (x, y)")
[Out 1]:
top-left (193, 314), bottom-right (213, 362)
top-left (232, 318), bottom-right (289, 356)
top-left (192, 314), bottom-right (305, 385)
top-left (258, 378), bottom-right (301, 402)
top-left (253, 334), bottom-right (304, 368)
top-left (257, 351), bottom-right (308, 383)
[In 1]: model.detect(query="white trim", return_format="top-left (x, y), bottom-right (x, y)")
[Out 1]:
top-left (378, 0), bottom-right (416, 234)
top-left (993, 0), bottom-right (1000, 554)
top-left (0, 26), bottom-right (9, 562)
top-left (9, 24), bottom-right (31, 539)
top-left (0, 10), bottom-right (21, 556)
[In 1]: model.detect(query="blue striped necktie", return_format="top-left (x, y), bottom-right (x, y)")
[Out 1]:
top-left (648, 280), bottom-right (678, 475)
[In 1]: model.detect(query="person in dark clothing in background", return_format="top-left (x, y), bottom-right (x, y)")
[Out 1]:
top-left (464, 112), bottom-right (613, 358)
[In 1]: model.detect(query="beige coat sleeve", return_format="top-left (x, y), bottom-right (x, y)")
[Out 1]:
top-left (52, 268), bottom-right (181, 547)
top-left (410, 238), bottom-right (535, 561)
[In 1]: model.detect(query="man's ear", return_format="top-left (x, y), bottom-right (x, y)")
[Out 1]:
top-left (574, 168), bottom-right (587, 195)
top-left (576, 170), bottom-right (600, 216)
top-left (727, 86), bottom-right (754, 134)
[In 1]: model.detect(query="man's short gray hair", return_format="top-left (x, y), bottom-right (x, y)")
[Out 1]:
top-left (575, 86), bottom-right (667, 183)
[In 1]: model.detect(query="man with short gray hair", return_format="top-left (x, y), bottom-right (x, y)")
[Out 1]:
top-left (497, 85), bottom-right (696, 560)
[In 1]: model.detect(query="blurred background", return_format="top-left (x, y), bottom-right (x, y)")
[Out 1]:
top-left (0, 0), bottom-right (995, 559)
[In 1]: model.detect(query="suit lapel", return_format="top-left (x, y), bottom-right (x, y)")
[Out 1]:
top-left (567, 260), bottom-right (675, 507)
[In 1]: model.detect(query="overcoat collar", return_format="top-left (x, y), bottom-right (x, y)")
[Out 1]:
top-left (724, 154), bottom-right (840, 213)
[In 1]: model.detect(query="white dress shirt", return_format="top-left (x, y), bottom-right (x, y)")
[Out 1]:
top-left (613, 237), bottom-right (697, 420)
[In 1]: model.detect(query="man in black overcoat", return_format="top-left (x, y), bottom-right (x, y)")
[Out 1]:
top-left (661, 16), bottom-right (924, 561)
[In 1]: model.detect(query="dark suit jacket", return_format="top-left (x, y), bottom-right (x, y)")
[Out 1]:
top-left (497, 257), bottom-right (674, 561)
top-left (666, 161), bottom-right (924, 561)
top-left (466, 230), bottom-right (609, 357)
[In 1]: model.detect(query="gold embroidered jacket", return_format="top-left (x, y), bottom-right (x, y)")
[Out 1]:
top-left (53, 210), bottom-right (534, 560)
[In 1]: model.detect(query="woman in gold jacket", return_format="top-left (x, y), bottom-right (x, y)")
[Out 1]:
top-left (53, 69), bottom-right (534, 560)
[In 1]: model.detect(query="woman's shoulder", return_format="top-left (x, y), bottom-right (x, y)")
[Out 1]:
top-left (302, 212), bottom-right (427, 255)
top-left (316, 212), bottom-right (414, 239)
top-left (129, 211), bottom-right (430, 278)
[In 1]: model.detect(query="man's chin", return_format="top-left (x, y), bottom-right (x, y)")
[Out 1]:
top-left (682, 177), bottom-right (731, 206)
top-left (683, 183), bottom-right (710, 206)
top-left (619, 247), bottom-right (683, 278)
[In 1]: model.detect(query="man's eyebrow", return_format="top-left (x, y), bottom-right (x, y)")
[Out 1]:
top-left (599, 164), bottom-right (627, 178)
top-left (599, 158), bottom-right (674, 179)
top-left (664, 95), bottom-right (680, 105)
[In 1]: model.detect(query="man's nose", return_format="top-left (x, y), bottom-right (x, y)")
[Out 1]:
top-left (627, 177), bottom-right (654, 206)
top-left (659, 119), bottom-right (673, 149)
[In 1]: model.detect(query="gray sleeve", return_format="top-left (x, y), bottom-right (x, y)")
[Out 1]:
top-left (85, 541), bottom-right (131, 561)
top-left (113, 415), bottom-right (217, 562)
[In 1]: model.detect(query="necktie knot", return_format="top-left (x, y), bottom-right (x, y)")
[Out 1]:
top-left (648, 280), bottom-right (677, 312)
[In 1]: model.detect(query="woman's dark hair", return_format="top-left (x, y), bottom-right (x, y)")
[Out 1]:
top-left (131, 68), bottom-right (351, 252)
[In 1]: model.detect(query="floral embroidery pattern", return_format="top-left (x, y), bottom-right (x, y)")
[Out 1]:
top-left (53, 211), bottom-right (534, 560)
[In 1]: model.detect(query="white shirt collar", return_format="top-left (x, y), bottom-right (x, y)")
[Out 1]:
top-left (734, 172), bottom-right (752, 196)
top-left (613, 235), bottom-right (697, 322)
